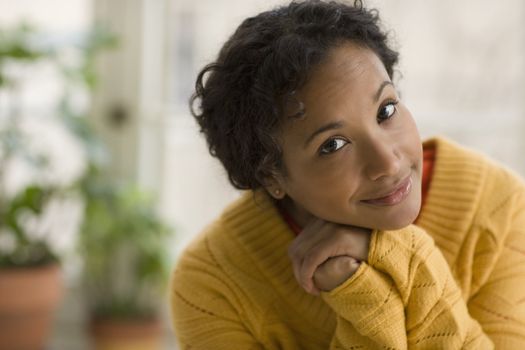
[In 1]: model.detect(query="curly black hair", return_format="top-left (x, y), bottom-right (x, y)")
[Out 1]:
top-left (190, 0), bottom-right (399, 190)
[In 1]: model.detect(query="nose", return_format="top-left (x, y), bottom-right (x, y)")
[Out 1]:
top-left (363, 137), bottom-right (401, 181)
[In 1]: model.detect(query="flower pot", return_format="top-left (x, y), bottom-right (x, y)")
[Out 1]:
top-left (0, 263), bottom-right (63, 350)
top-left (90, 317), bottom-right (163, 350)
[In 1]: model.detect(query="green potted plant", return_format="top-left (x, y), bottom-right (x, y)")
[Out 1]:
top-left (0, 24), bottom-right (86, 349)
top-left (79, 178), bottom-right (172, 350)
top-left (54, 21), bottom-right (173, 349)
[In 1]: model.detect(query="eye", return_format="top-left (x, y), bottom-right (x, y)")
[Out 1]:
top-left (377, 100), bottom-right (399, 123)
top-left (319, 138), bottom-right (348, 155)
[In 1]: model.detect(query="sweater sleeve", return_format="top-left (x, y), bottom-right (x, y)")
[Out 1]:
top-left (466, 189), bottom-right (525, 347)
top-left (321, 261), bottom-right (408, 349)
top-left (322, 225), bottom-right (494, 349)
top-left (170, 239), bottom-right (264, 350)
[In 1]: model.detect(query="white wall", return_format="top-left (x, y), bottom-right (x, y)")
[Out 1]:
top-left (372, 0), bottom-right (525, 173)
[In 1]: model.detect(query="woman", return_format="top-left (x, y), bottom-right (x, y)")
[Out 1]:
top-left (171, 1), bottom-right (525, 348)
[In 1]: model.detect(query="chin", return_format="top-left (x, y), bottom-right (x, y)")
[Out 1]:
top-left (373, 197), bottom-right (422, 231)
top-left (377, 216), bottom-right (417, 231)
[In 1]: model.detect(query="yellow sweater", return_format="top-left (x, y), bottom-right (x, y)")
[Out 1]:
top-left (171, 138), bottom-right (525, 349)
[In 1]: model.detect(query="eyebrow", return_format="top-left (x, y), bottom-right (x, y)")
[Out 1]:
top-left (303, 80), bottom-right (394, 148)
top-left (304, 121), bottom-right (344, 148)
top-left (373, 81), bottom-right (394, 102)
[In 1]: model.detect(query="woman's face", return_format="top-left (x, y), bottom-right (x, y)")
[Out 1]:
top-left (274, 43), bottom-right (422, 230)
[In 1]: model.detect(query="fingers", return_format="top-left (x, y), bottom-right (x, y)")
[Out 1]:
top-left (287, 219), bottom-right (371, 295)
top-left (313, 256), bottom-right (361, 292)
top-left (288, 219), bottom-right (332, 293)
top-left (298, 242), bottom-right (338, 293)
top-left (347, 226), bottom-right (372, 262)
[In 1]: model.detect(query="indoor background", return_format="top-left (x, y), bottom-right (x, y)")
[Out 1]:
top-left (1, 0), bottom-right (524, 348)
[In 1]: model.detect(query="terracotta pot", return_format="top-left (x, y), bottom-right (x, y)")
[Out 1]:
top-left (0, 264), bottom-right (63, 350)
top-left (90, 317), bottom-right (163, 350)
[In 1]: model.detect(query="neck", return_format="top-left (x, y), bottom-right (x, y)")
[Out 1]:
top-left (279, 196), bottom-right (314, 229)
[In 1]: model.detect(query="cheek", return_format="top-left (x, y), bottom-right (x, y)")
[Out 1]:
top-left (283, 151), bottom-right (360, 201)
top-left (398, 109), bottom-right (422, 161)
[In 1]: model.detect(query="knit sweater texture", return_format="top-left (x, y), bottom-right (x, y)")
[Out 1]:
top-left (171, 137), bottom-right (525, 349)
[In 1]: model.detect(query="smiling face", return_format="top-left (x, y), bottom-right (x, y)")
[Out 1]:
top-left (271, 43), bottom-right (422, 231)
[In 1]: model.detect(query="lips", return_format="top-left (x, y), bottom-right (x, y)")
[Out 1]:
top-left (361, 175), bottom-right (412, 206)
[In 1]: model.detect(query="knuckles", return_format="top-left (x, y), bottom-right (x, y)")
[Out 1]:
top-left (287, 221), bottom-right (371, 293)
top-left (313, 256), bottom-right (361, 292)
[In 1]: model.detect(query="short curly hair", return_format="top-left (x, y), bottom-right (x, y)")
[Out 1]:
top-left (190, 0), bottom-right (399, 190)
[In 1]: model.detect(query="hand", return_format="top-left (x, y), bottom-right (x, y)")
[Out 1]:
top-left (313, 256), bottom-right (362, 292)
top-left (287, 218), bottom-right (371, 295)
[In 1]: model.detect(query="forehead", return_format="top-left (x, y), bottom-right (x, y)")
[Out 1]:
top-left (283, 43), bottom-right (390, 120)
top-left (303, 43), bottom-right (388, 103)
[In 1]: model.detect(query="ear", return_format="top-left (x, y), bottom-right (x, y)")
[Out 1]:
top-left (263, 176), bottom-right (286, 200)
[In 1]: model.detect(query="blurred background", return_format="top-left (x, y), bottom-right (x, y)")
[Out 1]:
top-left (0, 0), bottom-right (524, 349)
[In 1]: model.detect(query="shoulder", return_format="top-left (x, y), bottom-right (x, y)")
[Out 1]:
top-left (422, 138), bottom-right (525, 295)
top-left (172, 190), bottom-right (292, 294)
top-left (420, 137), bottom-right (525, 248)
top-left (171, 191), bottom-right (295, 326)
top-left (170, 193), bottom-right (263, 322)
top-left (172, 192), bottom-right (257, 283)
top-left (449, 140), bottom-right (525, 225)
top-left (174, 191), bottom-right (283, 261)
top-left (429, 137), bottom-right (525, 217)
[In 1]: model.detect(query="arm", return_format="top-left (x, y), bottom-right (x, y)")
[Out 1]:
top-left (321, 260), bottom-right (408, 349)
top-left (305, 196), bottom-right (525, 349)
top-left (170, 241), bottom-right (264, 350)
top-left (288, 220), bottom-right (408, 348)
top-left (465, 189), bottom-right (525, 347)
top-left (290, 219), bottom-right (491, 348)
top-left (369, 184), bottom-right (525, 348)
top-left (172, 289), bottom-right (264, 350)
top-left (289, 219), bottom-right (494, 348)
top-left (364, 225), bottom-right (493, 348)
top-left (319, 225), bottom-right (494, 348)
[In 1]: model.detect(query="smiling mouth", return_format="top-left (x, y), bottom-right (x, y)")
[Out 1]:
top-left (361, 175), bottom-right (412, 206)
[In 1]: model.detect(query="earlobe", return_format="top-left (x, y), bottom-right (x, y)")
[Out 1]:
top-left (264, 178), bottom-right (286, 200)
top-left (263, 170), bottom-right (287, 199)
top-left (271, 188), bottom-right (285, 199)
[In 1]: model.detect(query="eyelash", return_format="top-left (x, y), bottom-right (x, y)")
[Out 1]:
top-left (318, 100), bottom-right (400, 156)
top-left (319, 137), bottom-right (348, 155)
top-left (377, 100), bottom-right (399, 123)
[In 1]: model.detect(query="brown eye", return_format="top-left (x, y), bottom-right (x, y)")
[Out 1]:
top-left (377, 101), bottom-right (398, 122)
top-left (319, 138), bottom-right (348, 155)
